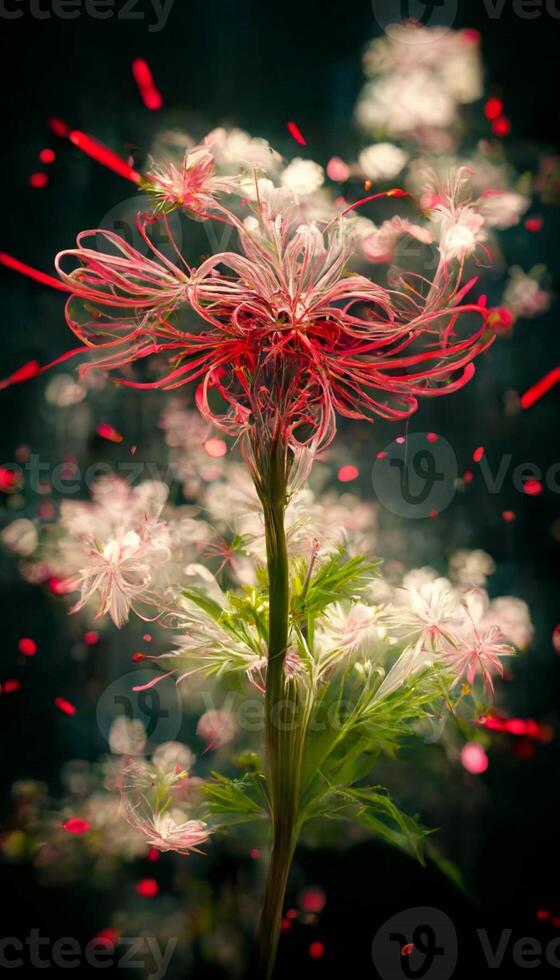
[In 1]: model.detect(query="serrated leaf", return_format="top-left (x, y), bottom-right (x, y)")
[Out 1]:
top-left (202, 772), bottom-right (268, 826)
top-left (340, 786), bottom-right (430, 863)
top-left (292, 549), bottom-right (380, 620)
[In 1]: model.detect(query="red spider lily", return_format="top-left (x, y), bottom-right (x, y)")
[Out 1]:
top-left (37, 173), bottom-right (493, 456)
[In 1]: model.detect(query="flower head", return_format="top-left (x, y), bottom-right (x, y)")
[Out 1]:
top-left (120, 759), bottom-right (210, 855)
top-left (71, 524), bottom-right (170, 627)
top-left (43, 151), bottom-right (495, 462)
top-left (442, 590), bottom-right (514, 694)
top-left (144, 143), bottom-right (236, 216)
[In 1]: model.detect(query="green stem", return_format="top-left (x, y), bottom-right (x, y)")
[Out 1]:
top-left (255, 438), bottom-right (303, 979)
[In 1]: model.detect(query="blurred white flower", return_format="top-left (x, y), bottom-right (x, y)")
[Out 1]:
top-left (449, 549), bottom-right (495, 588)
top-left (108, 717), bottom-right (147, 756)
top-left (197, 709), bottom-right (237, 749)
top-left (144, 811), bottom-right (210, 854)
top-left (503, 267), bottom-right (551, 319)
top-left (44, 373), bottom-right (87, 407)
top-left (1, 518), bottom-right (38, 557)
top-left (480, 191), bottom-right (529, 229)
top-left (394, 577), bottom-right (461, 650)
top-left (121, 759), bottom-right (210, 856)
top-left (358, 143), bottom-right (408, 181)
top-left (358, 25), bottom-right (482, 142)
top-left (152, 741), bottom-right (195, 774)
top-left (320, 602), bottom-right (384, 658)
top-left (361, 215), bottom-right (433, 263)
top-left (207, 127), bottom-right (281, 173)
top-left (356, 72), bottom-right (456, 138)
top-left (482, 596), bottom-right (533, 650)
top-left (280, 158), bottom-right (324, 197)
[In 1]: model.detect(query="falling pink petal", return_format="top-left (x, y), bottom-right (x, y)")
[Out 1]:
top-left (521, 368), bottom-right (560, 409)
top-left (484, 98), bottom-right (503, 121)
top-left (308, 942), bottom-right (325, 960)
top-left (286, 121), bottom-right (307, 145)
top-left (326, 157), bottom-right (350, 182)
top-left (48, 117), bottom-right (69, 137)
top-left (29, 173), bottom-right (48, 189)
top-left (132, 58), bottom-right (163, 111)
top-left (473, 446), bottom-right (485, 463)
top-left (92, 929), bottom-right (118, 951)
top-left (203, 437), bottom-right (227, 458)
top-left (337, 465), bottom-right (359, 483)
top-left (0, 467), bottom-right (21, 492)
top-left (479, 715), bottom-right (552, 742)
top-left (48, 577), bottom-right (74, 595)
top-left (69, 130), bottom-right (141, 184)
top-left (39, 148), bottom-right (56, 165)
top-left (55, 696), bottom-right (76, 716)
top-left (461, 742), bottom-right (488, 774)
top-left (523, 479), bottom-right (543, 496)
top-left (136, 878), bottom-right (159, 898)
top-left (18, 638), bottom-right (37, 657)
top-left (1, 679), bottom-right (21, 694)
top-left (525, 216), bottom-right (543, 232)
top-left (300, 887), bottom-right (326, 913)
top-left (492, 116), bottom-right (511, 137)
top-left (96, 422), bottom-right (124, 443)
top-left (0, 252), bottom-right (69, 292)
top-left (63, 817), bottom-right (90, 834)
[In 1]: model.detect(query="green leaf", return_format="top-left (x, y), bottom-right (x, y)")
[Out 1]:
top-left (339, 786), bottom-right (430, 863)
top-left (182, 589), bottom-right (224, 623)
top-left (202, 772), bottom-right (268, 826)
top-left (292, 549), bottom-right (380, 620)
top-left (425, 843), bottom-right (468, 895)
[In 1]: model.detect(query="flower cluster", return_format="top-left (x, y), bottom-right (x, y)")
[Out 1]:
top-left (356, 24), bottom-right (482, 145)
top-left (43, 122), bottom-right (496, 463)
